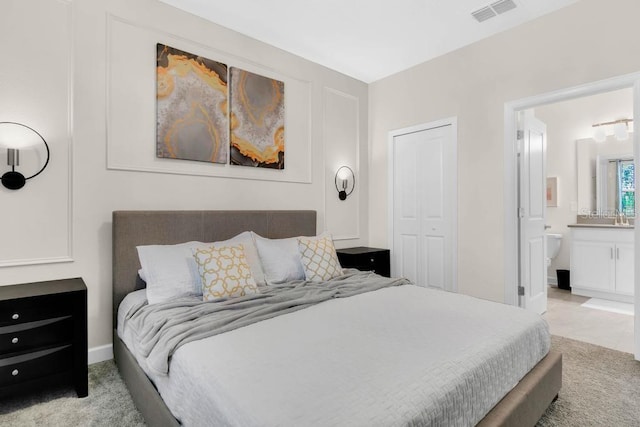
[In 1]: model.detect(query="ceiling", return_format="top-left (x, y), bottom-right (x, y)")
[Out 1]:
top-left (159, 0), bottom-right (579, 83)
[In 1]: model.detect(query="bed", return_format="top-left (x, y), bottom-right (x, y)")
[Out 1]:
top-left (112, 210), bottom-right (562, 427)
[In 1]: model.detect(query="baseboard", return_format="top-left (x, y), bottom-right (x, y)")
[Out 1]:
top-left (88, 343), bottom-right (114, 365)
top-left (547, 276), bottom-right (558, 286)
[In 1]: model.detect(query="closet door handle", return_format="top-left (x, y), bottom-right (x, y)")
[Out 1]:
top-left (611, 248), bottom-right (614, 259)
top-left (616, 247), bottom-right (620, 260)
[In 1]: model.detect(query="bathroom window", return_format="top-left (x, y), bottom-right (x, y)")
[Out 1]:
top-left (618, 159), bottom-right (635, 216)
top-left (599, 157), bottom-right (635, 217)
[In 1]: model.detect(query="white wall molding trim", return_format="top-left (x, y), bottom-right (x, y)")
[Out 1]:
top-left (0, 0), bottom-right (74, 268)
top-left (65, 0), bottom-right (75, 265)
top-left (105, 13), bottom-right (313, 184)
top-left (0, 257), bottom-right (74, 269)
top-left (323, 86), bottom-right (361, 240)
top-left (503, 71), bottom-right (640, 309)
top-left (88, 344), bottom-right (114, 365)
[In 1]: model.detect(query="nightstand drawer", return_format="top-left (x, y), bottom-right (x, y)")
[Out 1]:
top-left (336, 247), bottom-right (391, 277)
top-left (0, 345), bottom-right (72, 387)
top-left (0, 316), bottom-right (73, 354)
top-left (0, 295), bottom-right (73, 326)
top-left (349, 264), bottom-right (383, 274)
top-left (363, 255), bottom-right (383, 268)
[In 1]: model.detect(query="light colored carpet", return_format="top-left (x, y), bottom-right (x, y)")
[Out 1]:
top-left (0, 361), bottom-right (144, 427)
top-left (1, 336), bottom-right (638, 426)
top-left (537, 335), bottom-right (640, 426)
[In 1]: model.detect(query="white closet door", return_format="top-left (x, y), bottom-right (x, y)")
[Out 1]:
top-left (391, 123), bottom-right (456, 290)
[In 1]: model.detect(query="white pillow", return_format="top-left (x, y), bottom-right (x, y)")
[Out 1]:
top-left (137, 241), bottom-right (203, 304)
top-left (253, 233), bottom-right (305, 284)
top-left (137, 232), bottom-right (266, 304)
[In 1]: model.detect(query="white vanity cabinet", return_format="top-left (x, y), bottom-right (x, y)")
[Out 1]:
top-left (570, 226), bottom-right (634, 303)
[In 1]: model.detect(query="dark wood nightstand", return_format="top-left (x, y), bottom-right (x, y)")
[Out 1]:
top-left (0, 278), bottom-right (87, 398)
top-left (336, 247), bottom-right (391, 277)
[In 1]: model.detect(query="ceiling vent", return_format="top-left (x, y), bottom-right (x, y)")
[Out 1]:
top-left (471, 6), bottom-right (497, 23)
top-left (472, 0), bottom-right (517, 23)
top-left (491, 0), bottom-right (517, 15)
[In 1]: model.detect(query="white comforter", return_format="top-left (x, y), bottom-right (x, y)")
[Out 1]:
top-left (119, 285), bottom-right (550, 426)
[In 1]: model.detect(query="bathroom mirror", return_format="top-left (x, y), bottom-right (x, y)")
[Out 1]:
top-left (576, 135), bottom-right (634, 215)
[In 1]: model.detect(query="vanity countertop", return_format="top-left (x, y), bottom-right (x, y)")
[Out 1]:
top-left (568, 223), bottom-right (634, 229)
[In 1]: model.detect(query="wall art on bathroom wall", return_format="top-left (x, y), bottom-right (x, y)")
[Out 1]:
top-left (229, 67), bottom-right (285, 169)
top-left (156, 43), bottom-right (228, 164)
top-left (546, 176), bottom-right (558, 207)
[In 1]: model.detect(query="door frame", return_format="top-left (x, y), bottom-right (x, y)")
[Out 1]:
top-left (387, 117), bottom-right (458, 292)
top-left (503, 72), bottom-right (640, 359)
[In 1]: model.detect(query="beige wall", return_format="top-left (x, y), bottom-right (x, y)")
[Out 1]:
top-left (1, 0), bottom-right (368, 353)
top-left (535, 89), bottom-right (633, 281)
top-left (369, 0), bottom-right (640, 302)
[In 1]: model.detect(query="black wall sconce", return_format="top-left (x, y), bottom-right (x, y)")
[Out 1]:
top-left (335, 166), bottom-right (355, 200)
top-left (0, 122), bottom-right (50, 190)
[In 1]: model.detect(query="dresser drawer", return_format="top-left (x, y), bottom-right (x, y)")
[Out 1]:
top-left (0, 316), bottom-right (73, 354)
top-left (0, 294), bottom-right (73, 326)
top-left (0, 345), bottom-right (72, 387)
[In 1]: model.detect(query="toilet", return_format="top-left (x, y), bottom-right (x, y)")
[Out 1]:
top-left (545, 233), bottom-right (562, 266)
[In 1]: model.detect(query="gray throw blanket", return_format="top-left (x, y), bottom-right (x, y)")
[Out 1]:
top-left (126, 271), bottom-right (411, 376)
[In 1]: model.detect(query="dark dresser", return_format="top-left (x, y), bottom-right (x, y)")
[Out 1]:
top-left (336, 247), bottom-right (391, 277)
top-left (0, 278), bottom-right (87, 398)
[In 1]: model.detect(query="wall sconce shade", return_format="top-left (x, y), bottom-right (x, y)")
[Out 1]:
top-left (335, 166), bottom-right (355, 200)
top-left (0, 122), bottom-right (50, 190)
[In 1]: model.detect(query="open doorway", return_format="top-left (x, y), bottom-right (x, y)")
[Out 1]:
top-left (503, 72), bottom-right (640, 360)
top-left (534, 88), bottom-right (634, 353)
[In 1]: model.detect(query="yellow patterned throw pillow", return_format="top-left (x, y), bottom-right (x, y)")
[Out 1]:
top-left (193, 245), bottom-right (259, 301)
top-left (297, 234), bottom-right (343, 282)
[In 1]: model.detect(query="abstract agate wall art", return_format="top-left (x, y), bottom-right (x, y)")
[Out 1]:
top-left (229, 67), bottom-right (285, 169)
top-left (156, 44), bottom-right (228, 164)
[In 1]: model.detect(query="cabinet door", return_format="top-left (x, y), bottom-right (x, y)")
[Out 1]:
top-left (615, 243), bottom-right (635, 295)
top-left (571, 241), bottom-right (615, 291)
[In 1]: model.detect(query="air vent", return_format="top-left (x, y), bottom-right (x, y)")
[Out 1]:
top-left (472, 0), bottom-right (517, 23)
top-left (491, 0), bottom-right (517, 15)
top-left (472, 6), bottom-right (497, 23)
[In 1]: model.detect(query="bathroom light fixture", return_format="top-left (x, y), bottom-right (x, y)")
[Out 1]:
top-left (593, 127), bottom-right (607, 143)
top-left (613, 122), bottom-right (629, 141)
top-left (592, 118), bottom-right (633, 143)
top-left (0, 122), bottom-right (50, 190)
top-left (335, 166), bottom-right (355, 201)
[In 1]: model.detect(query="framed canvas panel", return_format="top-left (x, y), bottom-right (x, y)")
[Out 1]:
top-left (156, 43), bottom-right (228, 164)
top-left (229, 67), bottom-right (285, 169)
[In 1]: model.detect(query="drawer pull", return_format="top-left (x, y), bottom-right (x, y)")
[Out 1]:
top-left (11, 314), bottom-right (19, 320)
top-left (370, 258), bottom-right (375, 262)
top-left (11, 337), bottom-right (18, 344)
top-left (11, 369), bottom-right (18, 376)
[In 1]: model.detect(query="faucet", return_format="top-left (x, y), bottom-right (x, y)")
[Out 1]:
top-left (622, 213), bottom-right (629, 226)
top-left (615, 211), bottom-right (629, 226)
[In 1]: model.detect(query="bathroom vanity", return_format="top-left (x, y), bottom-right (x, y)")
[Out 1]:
top-left (569, 224), bottom-right (634, 303)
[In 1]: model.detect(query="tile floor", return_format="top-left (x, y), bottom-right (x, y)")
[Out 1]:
top-left (543, 286), bottom-right (634, 354)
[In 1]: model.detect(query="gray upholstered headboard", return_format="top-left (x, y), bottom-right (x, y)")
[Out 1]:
top-left (112, 210), bottom-right (317, 326)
